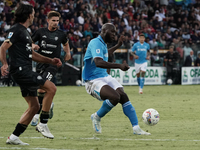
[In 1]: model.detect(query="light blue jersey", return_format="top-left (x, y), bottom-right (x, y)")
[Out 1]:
top-left (132, 42), bottom-right (150, 64)
top-left (82, 35), bottom-right (108, 81)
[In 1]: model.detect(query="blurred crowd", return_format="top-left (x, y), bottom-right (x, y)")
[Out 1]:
top-left (0, 0), bottom-right (200, 68)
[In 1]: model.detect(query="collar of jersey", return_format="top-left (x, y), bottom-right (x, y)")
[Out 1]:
top-left (97, 35), bottom-right (106, 46)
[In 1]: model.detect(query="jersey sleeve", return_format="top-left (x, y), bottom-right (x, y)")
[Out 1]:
top-left (61, 32), bottom-right (69, 45)
top-left (31, 29), bottom-right (40, 43)
top-left (5, 30), bottom-right (20, 45)
top-left (132, 43), bottom-right (137, 52)
top-left (90, 40), bottom-right (104, 59)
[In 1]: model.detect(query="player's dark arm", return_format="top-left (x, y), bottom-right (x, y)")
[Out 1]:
top-left (0, 41), bottom-right (11, 76)
top-left (94, 57), bottom-right (129, 71)
top-left (108, 35), bottom-right (125, 56)
top-left (32, 50), bottom-right (62, 67)
top-left (63, 42), bottom-right (71, 61)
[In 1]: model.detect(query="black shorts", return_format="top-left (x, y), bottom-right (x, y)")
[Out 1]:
top-left (36, 64), bottom-right (57, 82)
top-left (11, 67), bottom-right (47, 97)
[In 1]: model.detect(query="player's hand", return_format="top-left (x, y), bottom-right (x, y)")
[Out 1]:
top-left (32, 43), bottom-right (40, 51)
top-left (117, 35), bottom-right (125, 46)
top-left (120, 62), bottom-right (130, 71)
top-left (52, 58), bottom-right (62, 68)
top-left (146, 56), bottom-right (150, 60)
top-left (134, 55), bottom-right (139, 59)
top-left (64, 52), bottom-right (71, 62)
top-left (1, 64), bottom-right (9, 76)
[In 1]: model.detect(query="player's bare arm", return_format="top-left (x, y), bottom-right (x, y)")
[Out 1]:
top-left (108, 35), bottom-right (125, 56)
top-left (63, 42), bottom-right (71, 62)
top-left (94, 57), bottom-right (129, 71)
top-left (0, 41), bottom-right (11, 76)
top-left (131, 52), bottom-right (139, 59)
top-left (32, 50), bottom-right (62, 67)
top-left (146, 50), bottom-right (150, 60)
top-left (32, 43), bottom-right (40, 51)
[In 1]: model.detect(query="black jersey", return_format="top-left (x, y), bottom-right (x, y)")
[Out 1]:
top-left (31, 28), bottom-right (68, 59)
top-left (5, 23), bottom-right (33, 72)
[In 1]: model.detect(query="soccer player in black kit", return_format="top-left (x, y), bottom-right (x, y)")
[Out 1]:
top-left (0, 4), bottom-right (62, 145)
top-left (30, 11), bottom-right (71, 129)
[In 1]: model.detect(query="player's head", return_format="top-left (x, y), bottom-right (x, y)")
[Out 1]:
top-left (14, 3), bottom-right (34, 25)
top-left (47, 11), bottom-right (61, 30)
top-left (101, 23), bottom-right (116, 43)
top-left (139, 33), bottom-right (145, 44)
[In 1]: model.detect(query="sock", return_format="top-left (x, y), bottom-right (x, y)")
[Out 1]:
top-left (40, 111), bottom-right (49, 124)
top-left (37, 92), bottom-right (45, 114)
top-left (133, 125), bottom-right (140, 130)
top-left (96, 99), bottom-right (114, 118)
top-left (137, 77), bottom-right (140, 86)
top-left (140, 77), bottom-right (145, 89)
top-left (122, 101), bottom-right (138, 126)
top-left (12, 123), bottom-right (28, 137)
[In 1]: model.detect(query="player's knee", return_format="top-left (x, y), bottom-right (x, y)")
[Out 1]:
top-left (110, 93), bottom-right (121, 105)
top-left (50, 85), bottom-right (57, 95)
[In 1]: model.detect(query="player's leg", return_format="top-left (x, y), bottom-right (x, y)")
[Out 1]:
top-left (7, 96), bottom-right (39, 145)
top-left (31, 89), bottom-right (45, 126)
top-left (36, 80), bottom-right (56, 139)
top-left (135, 63), bottom-right (141, 86)
top-left (86, 78), bottom-right (120, 133)
top-left (31, 70), bottom-right (55, 126)
top-left (139, 62), bottom-right (147, 94)
top-left (116, 88), bottom-right (150, 135)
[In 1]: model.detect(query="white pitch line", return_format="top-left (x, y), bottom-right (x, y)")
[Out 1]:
top-left (1, 136), bottom-right (200, 142)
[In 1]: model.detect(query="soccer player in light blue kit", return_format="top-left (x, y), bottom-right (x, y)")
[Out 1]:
top-left (82, 23), bottom-right (150, 135)
top-left (132, 34), bottom-right (150, 94)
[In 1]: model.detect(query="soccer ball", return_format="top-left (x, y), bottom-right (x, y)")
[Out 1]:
top-left (167, 79), bottom-right (173, 85)
top-left (76, 80), bottom-right (82, 86)
top-left (142, 108), bottom-right (159, 126)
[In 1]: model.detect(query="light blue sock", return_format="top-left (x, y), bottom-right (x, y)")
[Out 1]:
top-left (140, 77), bottom-right (145, 89)
top-left (122, 101), bottom-right (138, 126)
top-left (137, 77), bottom-right (140, 86)
top-left (97, 99), bottom-right (114, 118)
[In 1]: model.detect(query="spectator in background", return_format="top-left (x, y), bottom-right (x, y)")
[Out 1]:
top-left (184, 50), bottom-right (194, 66)
top-left (164, 45), bottom-right (179, 82)
top-left (151, 47), bottom-right (161, 66)
top-left (149, 38), bottom-right (158, 49)
top-left (195, 52), bottom-right (200, 66)
top-left (183, 42), bottom-right (193, 60)
top-left (78, 12), bottom-right (84, 25)
top-left (83, 27), bottom-right (93, 38)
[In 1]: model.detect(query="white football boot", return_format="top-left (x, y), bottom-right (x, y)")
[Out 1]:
top-left (6, 137), bottom-right (29, 145)
top-left (133, 125), bottom-right (151, 135)
top-left (91, 113), bottom-right (101, 134)
top-left (36, 123), bottom-right (54, 139)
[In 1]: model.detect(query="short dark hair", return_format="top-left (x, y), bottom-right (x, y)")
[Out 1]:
top-left (47, 11), bottom-right (61, 19)
top-left (14, 3), bottom-right (33, 23)
top-left (139, 33), bottom-right (145, 37)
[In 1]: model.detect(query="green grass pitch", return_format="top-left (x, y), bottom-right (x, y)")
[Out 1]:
top-left (0, 85), bottom-right (200, 150)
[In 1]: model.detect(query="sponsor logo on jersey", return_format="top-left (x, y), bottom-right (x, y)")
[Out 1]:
top-left (41, 50), bottom-right (53, 54)
top-left (47, 44), bottom-right (57, 48)
top-left (37, 76), bottom-right (42, 80)
top-left (42, 35), bottom-right (47, 38)
top-left (8, 32), bottom-right (13, 38)
top-left (55, 37), bottom-right (58, 41)
top-left (26, 43), bottom-right (32, 51)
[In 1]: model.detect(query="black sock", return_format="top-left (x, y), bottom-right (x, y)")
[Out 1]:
top-left (37, 92), bottom-right (45, 114)
top-left (40, 111), bottom-right (49, 123)
top-left (13, 123), bottom-right (27, 137)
